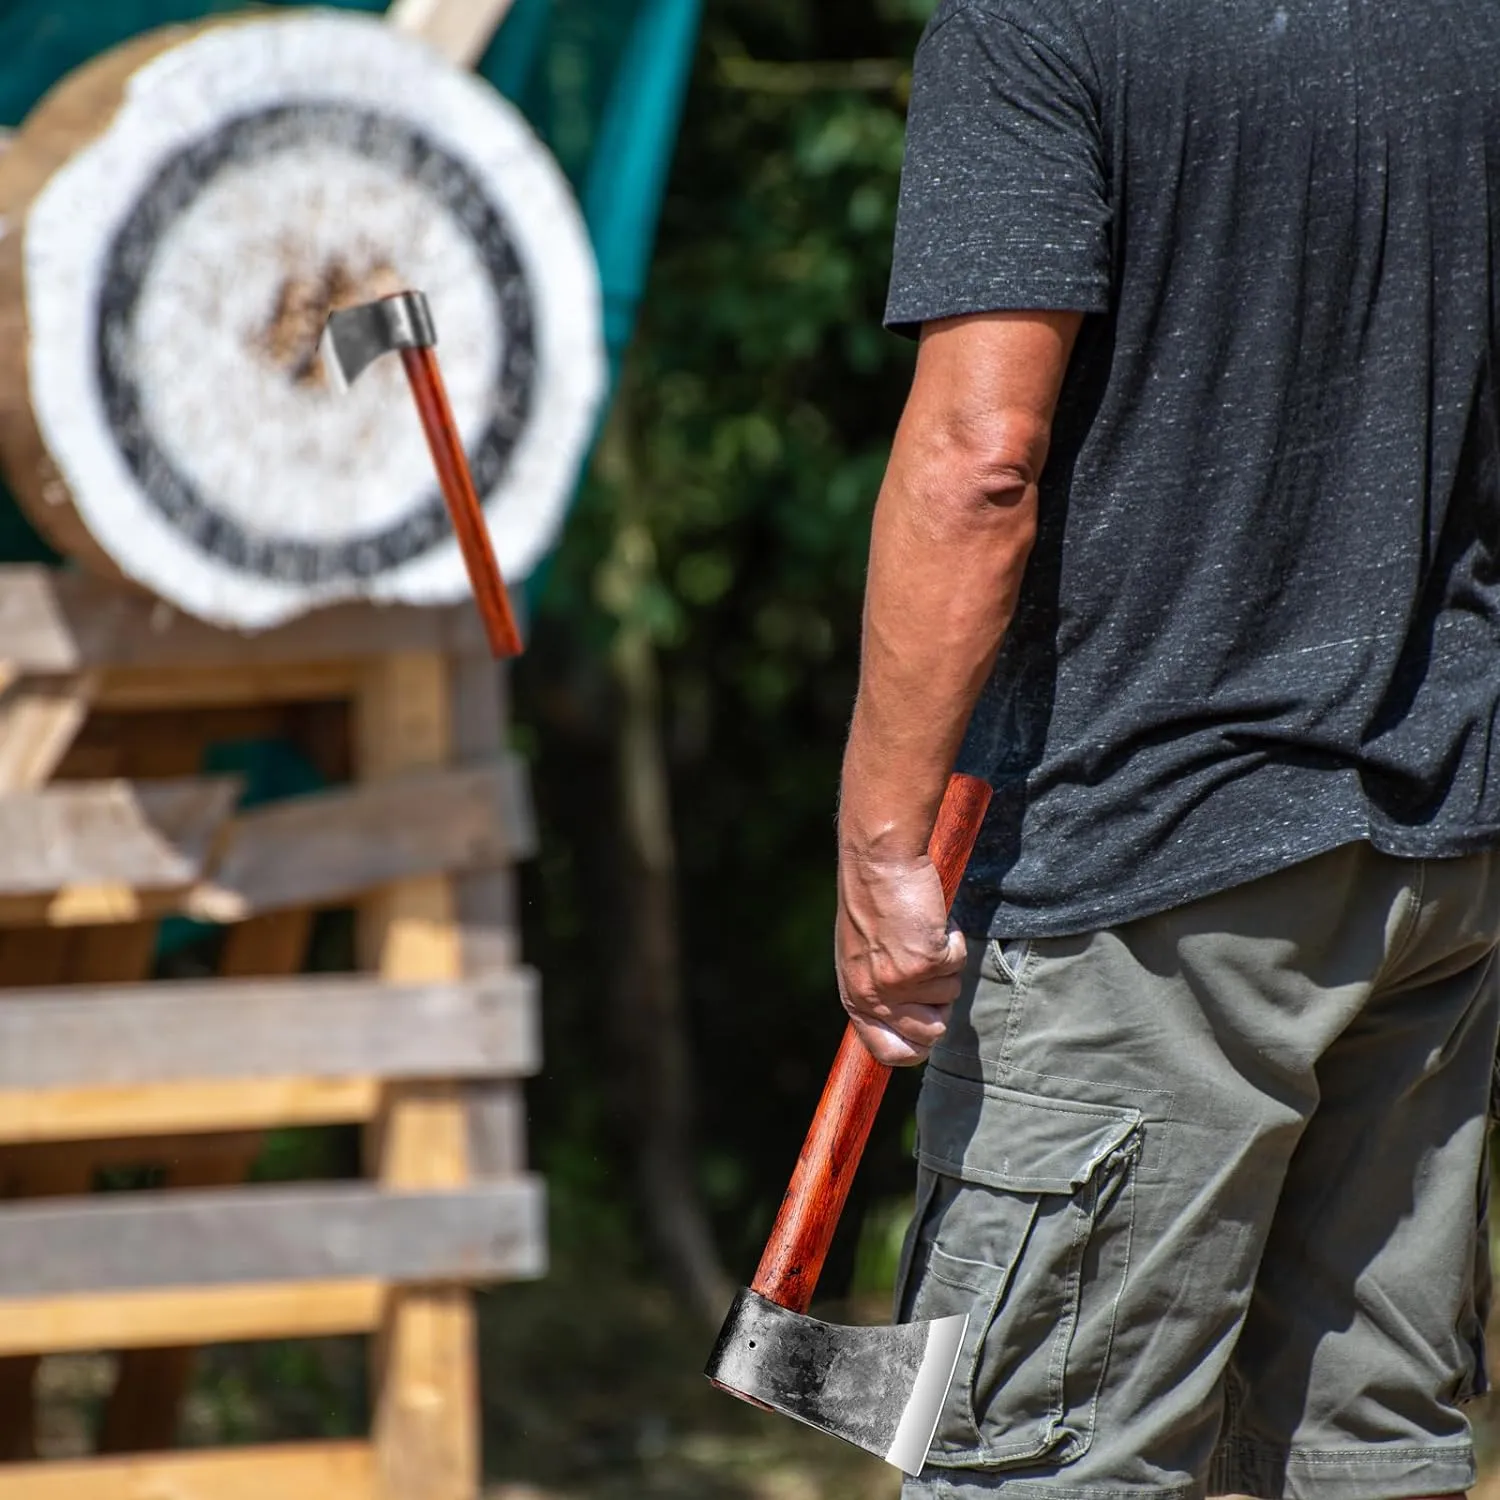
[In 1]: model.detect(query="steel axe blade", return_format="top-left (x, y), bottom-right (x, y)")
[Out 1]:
top-left (320, 289), bottom-right (436, 391)
top-left (705, 772), bottom-right (993, 1477)
top-left (707, 1289), bottom-right (967, 1476)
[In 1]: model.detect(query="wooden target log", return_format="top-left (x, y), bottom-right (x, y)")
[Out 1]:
top-left (0, 12), bottom-right (604, 630)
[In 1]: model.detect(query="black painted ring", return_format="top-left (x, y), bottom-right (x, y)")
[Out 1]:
top-left (95, 101), bottom-right (538, 585)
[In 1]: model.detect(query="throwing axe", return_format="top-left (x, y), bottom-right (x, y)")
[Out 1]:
top-left (320, 289), bottom-right (524, 659)
top-left (707, 771), bottom-right (992, 1474)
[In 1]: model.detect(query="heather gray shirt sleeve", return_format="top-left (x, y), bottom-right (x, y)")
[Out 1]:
top-left (885, 0), bottom-right (1113, 335)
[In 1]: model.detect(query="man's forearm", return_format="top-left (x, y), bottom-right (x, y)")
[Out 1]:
top-left (838, 448), bottom-right (1038, 861)
top-left (838, 312), bottom-right (1080, 864)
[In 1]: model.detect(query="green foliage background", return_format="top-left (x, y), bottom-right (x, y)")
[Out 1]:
top-left (521, 0), bottom-right (937, 1292)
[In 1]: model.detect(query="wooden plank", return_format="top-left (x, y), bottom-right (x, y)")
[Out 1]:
top-left (0, 927), bottom-right (88, 1461)
top-left (97, 660), bottom-right (355, 710)
top-left (0, 673), bottom-right (95, 790)
top-left (450, 653), bottom-right (530, 1179)
top-left (98, 906), bottom-right (317, 1453)
top-left (0, 972), bottom-right (539, 1090)
top-left (466, 1083), bottom-right (528, 1179)
top-left (219, 908), bottom-right (313, 979)
top-left (0, 1179), bottom-right (544, 1298)
top-left (0, 762), bottom-right (533, 924)
top-left (0, 1440), bottom-right (375, 1500)
top-left (0, 885), bottom-right (161, 926)
top-left (451, 654), bottom-right (521, 975)
top-left (358, 651), bottom-right (477, 1500)
top-left (0, 1077), bottom-right (381, 1144)
top-left (0, 565), bottom-right (485, 673)
top-left (0, 1281), bottom-right (385, 1357)
top-left (11, 905), bottom-right (165, 1456)
top-left (191, 759), bottom-right (535, 921)
top-left (64, 921), bottom-right (159, 983)
top-left (388, 0), bottom-right (518, 67)
top-left (0, 777), bottom-right (238, 895)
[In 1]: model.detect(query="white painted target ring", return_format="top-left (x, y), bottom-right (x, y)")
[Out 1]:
top-left (0, 12), bottom-right (605, 629)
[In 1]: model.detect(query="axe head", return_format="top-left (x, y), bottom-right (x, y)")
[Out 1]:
top-left (706, 1288), bottom-right (966, 1476)
top-left (320, 289), bottom-right (437, 391)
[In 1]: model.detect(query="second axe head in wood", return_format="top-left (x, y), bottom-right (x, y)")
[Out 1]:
top-left (706, 771), bottom-right (993, 1475)
top-left (320, 289), bottom-right (524, 660)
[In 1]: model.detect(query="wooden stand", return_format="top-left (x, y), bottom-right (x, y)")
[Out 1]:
top-left (0, 566), bottom-right (541, 1500)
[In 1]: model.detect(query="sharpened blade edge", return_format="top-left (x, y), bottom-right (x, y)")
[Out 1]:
top-left (706, 1288), bottom-right (947, 1472)
top-left (319, 324), bottom-right (351, 394)
top-left (884, 1312), bottom-right (967, 1477)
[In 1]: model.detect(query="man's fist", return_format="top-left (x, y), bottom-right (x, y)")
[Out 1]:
top-left (835, 850), bottom-right (967, 1066)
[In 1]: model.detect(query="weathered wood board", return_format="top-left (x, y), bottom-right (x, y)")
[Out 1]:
top-left (0, 1281), bottom-right (386, 1358)
top-left (0, 778), bottom-right (239, 893)
top-left (0, 1179), bottom-right (545, 1298)
top-left (0, 568), bottom-right (487, 673)
top-left (0, 972), bottom-right (539, 1088)
top-left (0, 1078), bottom-right (382, 1144)
top-left (389, 0), bottom-right (519, 67)
top-left (0, 1441), bottom-right (376, 1500)
top-left (0, 757), bottom-right (534, 922)
top-left (194, 758), bottom-right (535, 920)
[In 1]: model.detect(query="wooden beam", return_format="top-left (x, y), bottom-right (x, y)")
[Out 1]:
top-left (0, 673), bottom-right (95, 790)
top-left (0, 972), bottom-right (539, 1090)
top-left (0, 1077), bottom-right (382, 1144)
top-left (0, 777), bottom-right (238, 896)
top-left (358, 651), bottom-right (478, 1500)
top-left (0, 885), bottom-right (160, 927)
top-left (191, 758), bottom-right (535, 921)
top-left (0, 1179), bottom-right (544, 1298)
top-left (96, 660), bottom-right (356, 710)
top-left (99, 904), bottom-right (319, 1456)
top-left (0, 1280), bottom-right (385, 1357)
top-left (0, 925), bottom-right (94, 1461)
top-left (0, 760), bottom-right (535, 923)
top-left (0, 1441), bottom-right (375, 1500)
top-left (218, 908), bottom-right (314, 979)
top-left (0, 566), bottom-right (485, 674)
top-left (451, 654), bottom-right (520, 975)
top-left (450, 653), bottom-right (530, 1180)
top-left (388, 0), bottom-right (518, 68)
top-left (0, 855), bottom-right (168, 1459)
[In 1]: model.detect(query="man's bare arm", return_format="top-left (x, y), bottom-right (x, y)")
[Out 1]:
top-left (836, 309), bottom-right (1081, 1066)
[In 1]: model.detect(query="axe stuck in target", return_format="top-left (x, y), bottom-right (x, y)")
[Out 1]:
top-left (321, 289), bottom-right (524, 661)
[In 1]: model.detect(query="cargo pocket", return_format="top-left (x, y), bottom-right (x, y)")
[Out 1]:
top-left (895, 1069), bottom-right (1142, 1469)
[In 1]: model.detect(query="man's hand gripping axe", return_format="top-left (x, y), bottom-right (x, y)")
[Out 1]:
top-left (320, 290), bottom-right (523, 659)
top-left (707, 772), bottom-right (992, 1475)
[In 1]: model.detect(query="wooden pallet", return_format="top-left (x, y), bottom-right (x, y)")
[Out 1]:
top-left (0, 565), bottom-right (541, 1499)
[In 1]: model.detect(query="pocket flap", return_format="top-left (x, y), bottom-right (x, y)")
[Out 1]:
top-left (917, 1071), bottom-right (1140, 1193)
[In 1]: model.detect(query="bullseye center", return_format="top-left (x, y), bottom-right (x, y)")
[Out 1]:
top-left (258, 257), bottom-right (403, 386)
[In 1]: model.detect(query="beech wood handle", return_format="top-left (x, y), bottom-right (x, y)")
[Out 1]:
top-left (399, 346), bottom-right (525, 660)
top-left (749, 770), bottom-right (993, 1313)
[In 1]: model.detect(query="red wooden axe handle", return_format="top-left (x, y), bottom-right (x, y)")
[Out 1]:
top-left (750, 771), bottom-right (993, 1315)
top-left (399, 345), bottom-right (525, 660)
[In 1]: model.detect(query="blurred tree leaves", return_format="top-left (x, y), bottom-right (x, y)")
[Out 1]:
top-left (522, 0), bottom-right (935, 1291)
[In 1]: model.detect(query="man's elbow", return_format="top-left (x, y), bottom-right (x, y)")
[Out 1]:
top-left (911, 413), bottom-right (1051, 526)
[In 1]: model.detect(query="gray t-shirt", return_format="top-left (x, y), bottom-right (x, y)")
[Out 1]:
top-left (886, 0), bottom-right (1500, 939)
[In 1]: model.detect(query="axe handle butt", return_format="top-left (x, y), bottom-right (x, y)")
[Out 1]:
top-left (750, 771), bottom-right (992, 1314)
top-left (400, 345), bottom-right (525, 659)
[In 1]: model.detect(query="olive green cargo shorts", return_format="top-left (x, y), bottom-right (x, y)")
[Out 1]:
top-left (899, 843), bottom-right (1499, 1500)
